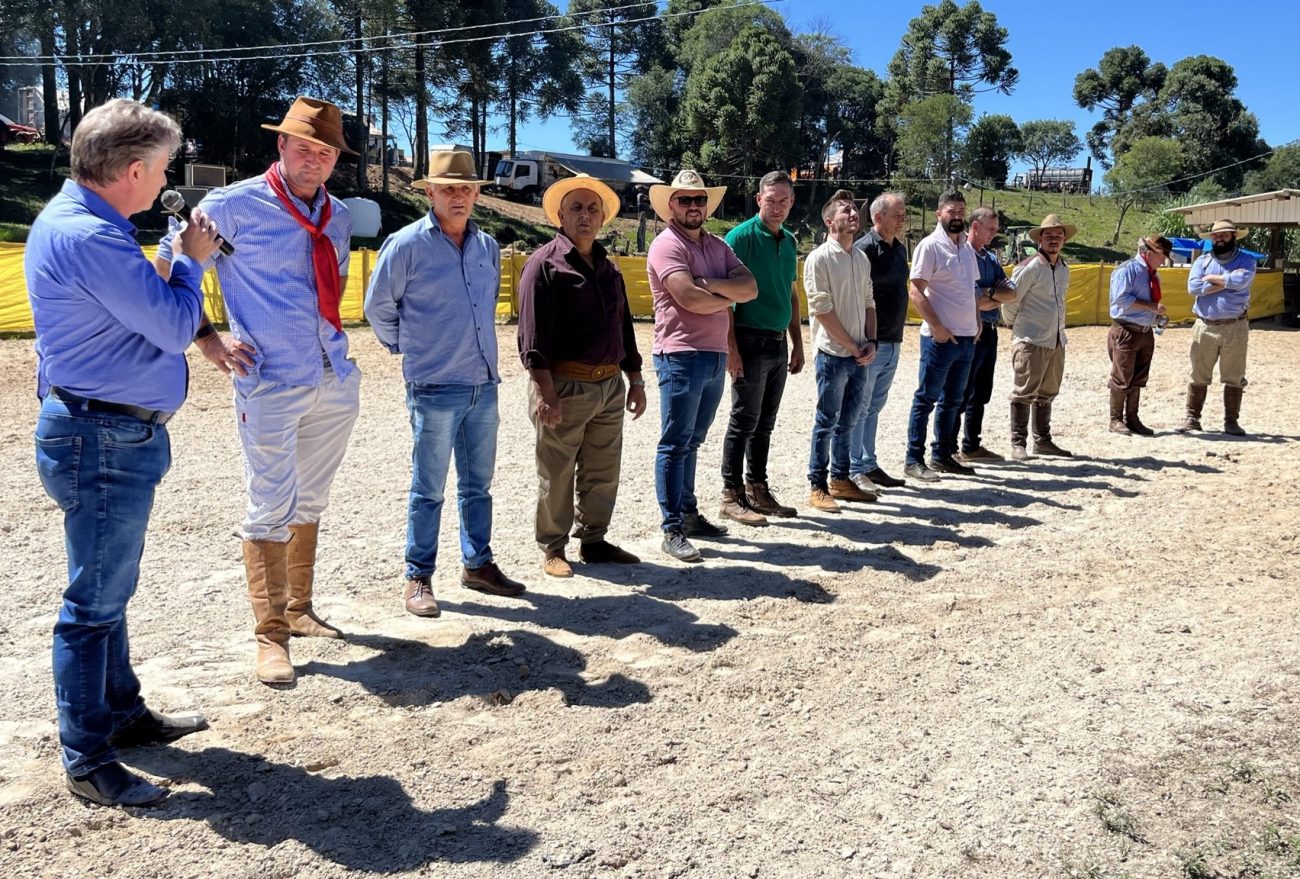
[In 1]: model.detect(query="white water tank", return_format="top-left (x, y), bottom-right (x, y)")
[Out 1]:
top-left (343, 197), bottom-right (381, 238)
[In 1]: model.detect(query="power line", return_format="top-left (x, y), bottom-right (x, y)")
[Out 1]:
top-left (0, 1), bottom-right (784, 66)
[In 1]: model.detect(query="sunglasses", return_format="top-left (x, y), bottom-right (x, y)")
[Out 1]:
top-left (673, 195), bottom-right (710, 207)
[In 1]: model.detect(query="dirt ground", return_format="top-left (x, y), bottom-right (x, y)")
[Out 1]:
top-left (2, 321), bottom-right (1299, 879)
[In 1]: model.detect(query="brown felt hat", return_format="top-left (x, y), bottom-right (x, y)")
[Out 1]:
top-left (411, 150), bottom-right (491, 189)
top-left (261, 96), bottom-right (356, 155)
top-left (1142, 235), bottom-right (1173, 256)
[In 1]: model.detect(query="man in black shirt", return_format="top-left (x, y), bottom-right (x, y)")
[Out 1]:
top-left (849, 192), bottom-right (910, 490)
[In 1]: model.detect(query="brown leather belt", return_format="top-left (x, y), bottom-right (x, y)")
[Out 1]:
top-left (1113, 320), bottom-right (1152, 334)
top-left (50, 387), bottom-right (175, 425)
top-left (1202, 315), bottom-right (1246, 326)
top-left (550, 361), bottom-right (620, 381)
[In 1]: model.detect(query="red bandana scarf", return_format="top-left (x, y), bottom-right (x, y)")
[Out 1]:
top-left (265, 162), bottom-right (343, 332)
top-left (1148, 264), bottom-right (1162, 304)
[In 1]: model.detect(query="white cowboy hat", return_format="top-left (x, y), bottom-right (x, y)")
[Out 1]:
top-left (411, 150), bottom-right (491, 189)
top-left (542, 174), bottom-right (621, 228)
top-left (648, 169), bottom-right (726, 222)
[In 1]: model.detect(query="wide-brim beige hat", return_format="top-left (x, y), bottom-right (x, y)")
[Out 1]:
top-left (542, 174), bottom-right (622, 228)
top-left (412, 150), bottom-right (491, 189)
top-left (261, 96), bottom-right (357, 155)
top-left (1199, 218), bottom-right (1248, 240)
top-left (1027, 213), bottom-right (1078, 244)
top-left (649, 169), bottom-right (726, 222)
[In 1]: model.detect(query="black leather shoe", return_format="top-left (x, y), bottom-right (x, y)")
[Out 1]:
top-left (929, 456), bottom-right (977, 476)
top-left (866, 467), bottom-right (906, 488)
top-left (682, 512), bottom-right (728, 538)
top-left (67, 761), bottom-right (167, 807)
top-left (579, 540), bottom-right (641, 564)
top-left (110, 708), bottom-right (209, 749)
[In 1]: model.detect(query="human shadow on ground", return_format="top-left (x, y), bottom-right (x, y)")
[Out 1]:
top-left (575, 559), bottom-right (834, 604)
top-left (891, 480), bottom-right (1090, 510)
top-left (295, 630), bottom-right (651, 708)
top-left (685, 529), bottom-right (943, 583)
top-left (131, 747), bottom-right (535, 872)
top-left (1093, 455), bottom-right (1222, 475)
top-left (436, 590), bottom-right (738, 653)
top-left (867, 498), bottom-right (1043, 530)
top-left (775, 515), bottom-right (993, 550)
top-left (1190, 432), bottom-right (1298, 445)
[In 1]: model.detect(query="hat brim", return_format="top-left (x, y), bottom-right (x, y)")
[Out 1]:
top-left (542, 176), bottom-right (622, 228)
top-left (649, 184), bottom-right (726, 222)
top-left (1199, 227), bottom-right (1249, 240)
top-left (1028, 224), bottom-right (1078, 244)
top-left (410, 176), bottom-right (492, 189)
top-left (263, 123), bottom-right (358, 156)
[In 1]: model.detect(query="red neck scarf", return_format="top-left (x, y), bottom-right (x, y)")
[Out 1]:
top-left (265, 162), bottom-right (342, 332)
top-left (1147, 262), bottom-right (1162, 304)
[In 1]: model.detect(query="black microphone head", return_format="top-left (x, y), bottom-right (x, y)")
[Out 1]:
top-left (161, 190), bottom-right (186, 213)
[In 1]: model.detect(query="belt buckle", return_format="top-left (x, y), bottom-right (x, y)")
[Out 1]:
top-left (592, 366), bottom-right (608, 379)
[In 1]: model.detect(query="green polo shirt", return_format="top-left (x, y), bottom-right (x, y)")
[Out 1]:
top-left (724, 214), bottom-right (797, 332)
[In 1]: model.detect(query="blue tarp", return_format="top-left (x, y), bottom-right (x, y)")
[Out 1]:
top-left (1168, 237), bottom-right (1266, 262)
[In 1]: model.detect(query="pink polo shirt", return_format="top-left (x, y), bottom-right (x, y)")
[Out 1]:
top-left (647, 222), bottom-right (744, 355)
top-left (909, 222), bottom-right (980, 338)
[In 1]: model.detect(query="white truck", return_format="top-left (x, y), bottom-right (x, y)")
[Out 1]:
top-left (492, 150), bottom-right (662, 205)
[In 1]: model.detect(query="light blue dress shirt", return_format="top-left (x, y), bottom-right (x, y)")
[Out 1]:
top-left (27, 180), bottom-right (204, 411)
top-left (364, 211), bottom-right (501, 385)
top-left (1188, 248), bottom-right (1255, 320)
top-left (1109, 257), bottom-right (1158, 327)
top-left (157, 170), bottom-right (354, 391)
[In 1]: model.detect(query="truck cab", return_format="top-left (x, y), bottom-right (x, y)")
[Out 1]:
top-left (494, 158), bottom-right (542, 200)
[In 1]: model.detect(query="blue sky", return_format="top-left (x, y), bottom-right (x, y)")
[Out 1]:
top-left (504, 0), bottom-right (1300, 173)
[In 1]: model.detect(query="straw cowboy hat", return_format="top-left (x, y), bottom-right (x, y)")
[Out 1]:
top-left (411, 150), bottom-right (491, 189)
top-left (542, 174), bottom-right (622, 228)
top-left (1141, 235), bottom-right (1173, 256)
top-left (1199, 218), bottom-right (1248, 240)
top-left (1027, 213), bottom-right (1078, 244)
top-left (649, 169), bottom-right (726, 222)
top-left (261, 96), bottom-right (357, 155)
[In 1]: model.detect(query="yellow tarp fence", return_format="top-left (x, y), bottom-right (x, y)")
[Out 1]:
top-left (0, 242), bottom-right (1285, 333)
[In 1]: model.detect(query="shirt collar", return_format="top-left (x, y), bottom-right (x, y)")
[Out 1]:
top-left (824, 237), bottom-right (852, 255)
top-left (423, 209), bottom-right (479, 242)
top-left (554, 231), bottom-right (608, 266)
top-left (62, 179), bottom-right (136, 237)
top-left (750, 215), bottom-right (787, 241)
top-left (668, 221), bottom-right (713, 245)
top-left (931, 221), bottom-right (967, 248)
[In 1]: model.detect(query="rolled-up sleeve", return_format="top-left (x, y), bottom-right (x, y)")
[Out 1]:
top-left (363, 233), bottom-right (406, 353)
top-left (804, 250), bottom-right (834, 316)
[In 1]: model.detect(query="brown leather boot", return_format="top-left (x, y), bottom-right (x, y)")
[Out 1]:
top-left (1108, 389), bottom-right (1131, 435)
top-left (1031, 401), bottom-right (1073, 457)
top-left (1223, 385), bottom-right (1246, 436)
top-left (745, 481), bottom-right (797, 517)
top-left (1124, 388), bottom-right (1154, 436)
top-left (1177, 383), bottom-right (1207, 433)
top-left (286, 523), bottom-right (342, 639)
top-left (1009, 401), bottom-right (1031, 460)
top-left (719, 487), bottom-right (767, 526)
top-left (243, 539), bottom-right (294, 685)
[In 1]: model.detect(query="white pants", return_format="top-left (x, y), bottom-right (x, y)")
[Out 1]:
top-left (234, 366), bottom-right (361, 542)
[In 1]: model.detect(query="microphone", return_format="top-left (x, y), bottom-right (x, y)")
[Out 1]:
top-left (161, 190), bottom-right (234, 256)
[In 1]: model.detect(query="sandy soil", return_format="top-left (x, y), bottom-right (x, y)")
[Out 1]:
top-left (2, 322), bottom-right (1299, 879)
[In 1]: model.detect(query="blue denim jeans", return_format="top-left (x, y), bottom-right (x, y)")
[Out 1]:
top-left (809, 352), bottom-right (868, 487)
top-left (35, 396), bottom-right (170, 776)
top-left (405, 382), bottom-right (498, 579)
top-left (654, 351), bottom-right (726, 531)
top-left (907, 335), bottom-right (976, 464)
top-left (850, 340), bottom-right (901, 475)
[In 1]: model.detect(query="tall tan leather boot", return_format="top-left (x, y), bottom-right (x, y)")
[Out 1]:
top-left (1223, 385), bottom-right (1247, 436)
top-left (1177, 383), bottom-right (1207, 433)
top-left (1031, 401), bottom-right (1073, 457)
top-left (243, 539), bottom-right (295, 685)
top-left (1009, 401), bottom-right (1031, 461)
top-left (286, 522), bottom-right (342, 639)
top-left (1108, 389), bottom-right (1131, 434)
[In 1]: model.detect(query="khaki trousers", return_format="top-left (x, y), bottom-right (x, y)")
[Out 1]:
top-left (1188, 318), bottom-right (1248, 388)
top-left (530, 375), bottom-right (626, 553)
top-left (1008, 340), bottom-right (1065, 404)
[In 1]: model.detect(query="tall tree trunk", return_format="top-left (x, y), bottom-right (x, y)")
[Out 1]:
top-left (354, 5), bottom-right (366, 191)
top-left (507, 53), bottom-right (517, 156)
top-left (39, 22), bottom-right (60, 145)
top-left (65, 21), bottom-right (83, 132)
top-left (415, 42), bottom-right (427, 179)
top-left (606, 27), bottom-right (616, 158)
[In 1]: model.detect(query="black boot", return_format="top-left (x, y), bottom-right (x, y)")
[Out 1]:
top-left (1177, 383), bottom-right (1207, 433)
top-left (1032, 401), bottom-right (1073, 457)
top-left (1124, 388), bottom-right (1155, 436)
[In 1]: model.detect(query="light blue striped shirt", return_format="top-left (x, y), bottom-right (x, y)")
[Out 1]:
top-left (27, 180), bottom-right (204, 411)
top-left (1109, 257), bottom-right (1158, 327)
top-left (157, 170), bottom-right (354, 391)
top-left (364, 211), bottom-right (500, 385)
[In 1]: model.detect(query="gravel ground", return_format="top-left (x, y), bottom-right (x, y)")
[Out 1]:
top-left (1, 322), bottom-right (1298, 879)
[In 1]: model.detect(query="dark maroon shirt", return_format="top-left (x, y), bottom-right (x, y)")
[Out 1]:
top-left (517, 233), bottom-right (642, 372)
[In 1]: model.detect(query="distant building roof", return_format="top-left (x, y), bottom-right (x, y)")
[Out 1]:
top-left (1167, 189), bottom-right (1300, 228)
